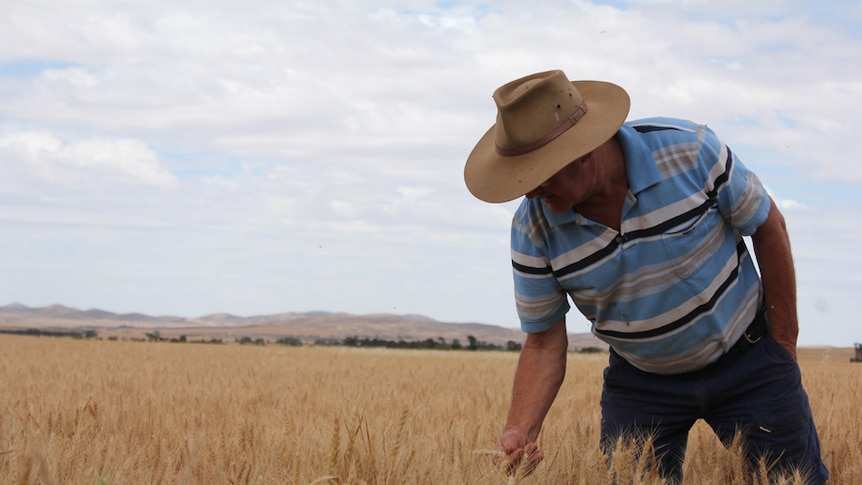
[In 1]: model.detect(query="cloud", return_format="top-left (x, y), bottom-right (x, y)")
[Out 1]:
top-left (0, 131), bottom-right (177, 188)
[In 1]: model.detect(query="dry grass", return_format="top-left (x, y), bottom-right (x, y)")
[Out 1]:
top-left (0, 335), bottom-right (858, 484)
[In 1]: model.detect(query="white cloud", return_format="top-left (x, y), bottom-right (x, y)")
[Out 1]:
top-left (0, 131), bottom-right (177, 188)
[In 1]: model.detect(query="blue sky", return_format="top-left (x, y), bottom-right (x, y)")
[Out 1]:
top-left (1, 0), bottom-right (860, 346)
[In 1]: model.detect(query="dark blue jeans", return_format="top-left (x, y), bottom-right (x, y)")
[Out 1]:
top-left (600, 334), bottom-right (829, 484)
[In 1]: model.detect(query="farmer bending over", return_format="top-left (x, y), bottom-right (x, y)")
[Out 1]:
top-left (463, 69), bottom-right (828, 484)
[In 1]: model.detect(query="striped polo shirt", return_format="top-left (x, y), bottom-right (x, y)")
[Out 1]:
top-left (510, 117), bottom-right (771, 374)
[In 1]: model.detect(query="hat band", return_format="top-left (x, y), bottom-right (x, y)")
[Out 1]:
top-left (495, 102), bottom-right (588, 157)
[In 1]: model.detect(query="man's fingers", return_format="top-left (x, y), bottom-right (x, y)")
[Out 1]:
top-left (497, 446), bottom-right (544, 476)
top-left (519, 444), bottom-right (544, 476)
top-left (523, 447), bottom-right (544, 476)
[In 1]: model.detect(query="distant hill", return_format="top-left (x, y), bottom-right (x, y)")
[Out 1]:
top-left (0, 303), bottom-right (607, 350)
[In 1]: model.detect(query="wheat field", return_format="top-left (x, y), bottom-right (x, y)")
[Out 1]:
top-left (1, 335), bottom-right (859, 484)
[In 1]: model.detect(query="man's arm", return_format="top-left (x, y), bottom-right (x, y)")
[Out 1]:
top-left (750, 197), bottom-right (799, 359)
top-left (495, 317), bottom-right (569, 474)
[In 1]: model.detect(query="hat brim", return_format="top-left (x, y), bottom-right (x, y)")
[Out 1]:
top-left (464, 80), bottom-right (630, 203)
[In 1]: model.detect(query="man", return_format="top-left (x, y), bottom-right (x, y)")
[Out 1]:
top-left (463, 70), bottom-right (828, 483)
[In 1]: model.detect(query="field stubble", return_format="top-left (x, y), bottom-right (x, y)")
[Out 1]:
top-left (0, 336), bottom-right (859, 484)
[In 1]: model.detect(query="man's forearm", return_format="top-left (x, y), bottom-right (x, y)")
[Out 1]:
top-left (503, 319), bottom-right (569, 442)
top-left (751, 199), bottom-right (799, 357)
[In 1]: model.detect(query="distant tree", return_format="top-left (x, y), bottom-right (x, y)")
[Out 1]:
top-left (343, 336), bottom-right (360, 347)
top-left (506, 340), bottom-right (522, 351)
top-left (578, 347), bottom-right (603, 354)
top-left (467, 335), bottom-right (478, 351)
top-left (451, 339), bottom-right (462, 350)
top-left (276, 337), bottom-right (303, 346)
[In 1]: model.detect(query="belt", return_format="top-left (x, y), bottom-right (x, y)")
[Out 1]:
top-left (723, 310), bottom-right (769, 360)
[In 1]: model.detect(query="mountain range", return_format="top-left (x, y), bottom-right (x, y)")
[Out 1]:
top-left (0, 303), bottom-right (607, 349)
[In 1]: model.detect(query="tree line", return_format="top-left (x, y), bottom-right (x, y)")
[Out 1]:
top-left (145, 332), bottom-right (520, 350)
top-left (3, 328), bottom-right (607, 353)
top-left (4, 328), bottom-right (522, 351)
top-left (0, 328), bottom-right (98, 339)
top-left (331, 335), bottom-right (522, 351)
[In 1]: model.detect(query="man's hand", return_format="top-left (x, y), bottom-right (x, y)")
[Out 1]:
top-left (773, 332), bottom-right (798, 360)
top-left (494, 428), bottom-right (545, 476)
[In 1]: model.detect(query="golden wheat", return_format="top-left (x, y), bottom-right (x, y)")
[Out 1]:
top-left (0, 336), bottom-right (859, 484)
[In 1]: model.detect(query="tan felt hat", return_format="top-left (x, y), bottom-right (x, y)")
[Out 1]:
top-left (465, 70), bottom-right (630, 203)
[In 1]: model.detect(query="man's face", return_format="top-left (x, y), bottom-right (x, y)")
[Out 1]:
top-left (525, 154), bottom-right (594, 212)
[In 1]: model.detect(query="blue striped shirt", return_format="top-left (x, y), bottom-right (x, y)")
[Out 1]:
top-left (511, 117), bottom-right (771, 374)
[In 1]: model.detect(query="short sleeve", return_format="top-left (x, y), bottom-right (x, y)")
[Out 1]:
top-left (700, 126), bottom-right (771, 236)
top-left (511, 201), bottom-right (570, 333)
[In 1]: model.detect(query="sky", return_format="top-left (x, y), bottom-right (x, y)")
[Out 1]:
top-left (1, 0), bottom-right (860, 346)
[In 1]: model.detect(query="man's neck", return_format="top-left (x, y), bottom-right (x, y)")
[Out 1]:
top-left (575, 138), bottom-right (628, 231)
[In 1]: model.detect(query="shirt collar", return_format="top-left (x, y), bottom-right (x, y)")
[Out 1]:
top-left (617, 122), bottom-right (661, 194)
top-left (543, 201), bottom-right (578, 226)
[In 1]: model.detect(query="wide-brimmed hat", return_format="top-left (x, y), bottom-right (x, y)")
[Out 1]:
top-left (464, 70), bottom-right (630, 203)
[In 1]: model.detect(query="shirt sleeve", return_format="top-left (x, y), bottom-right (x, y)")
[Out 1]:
top-left (699, 125), bottom-right (771, 236)
top-left (510, 201), bottom-right (570, 333)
